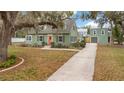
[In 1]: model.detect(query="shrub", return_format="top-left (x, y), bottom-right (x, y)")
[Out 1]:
top-left (72, 42), bottom-right (80, 48)
top-left (55, 44), bottom-right (68, 48)
top-left (32, 43), bottom-right (39, 47)
top-left (80, 40), bottom-right (86, 48)
top-left (71, 40), bottom-right (86, 48)
top-left (20, 44), bottom-right (29, 47)
top-left (42, 42), bottom-right (46, 46)
top-left (0, 55), bottom-right (16, 68)
top-left (0, 59), bottom-right (16, 68)
top-left (57, 44), bottom-right (63, 48)
top-left (9, 55), bottom-right (16, 60)
top-left (51, 43), bottom-right (69, 48)
top-left (51, 42), bottom-right (55, 48)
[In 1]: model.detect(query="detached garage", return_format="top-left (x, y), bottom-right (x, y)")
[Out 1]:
top-left (91, 37), bottom-right (97, 43)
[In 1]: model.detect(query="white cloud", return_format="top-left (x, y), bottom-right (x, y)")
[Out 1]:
top-left (103, 22), bottom-right (111, 28)
top-left (78, 28), bottom-right (87, 32)
top-left (84, 21), bottom-right (98, 28)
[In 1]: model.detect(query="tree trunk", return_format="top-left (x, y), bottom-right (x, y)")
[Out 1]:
top-left (0, 46), bottom-right (8, 61)
top-left (0, 21), bottom-right (11, 61)
top-left (0, 28), bottom-right (9, 61)
top-left (110, 21), bottom-right (114, 45)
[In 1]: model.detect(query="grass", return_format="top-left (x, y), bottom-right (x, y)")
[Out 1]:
top-left (93, 45), bottom-right (124, 81)
top-left (0, 46), bottom-right (76, 80)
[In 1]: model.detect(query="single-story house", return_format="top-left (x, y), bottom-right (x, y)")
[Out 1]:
top-left (85, 28), bottom-right (111, 44)
top-left (25, 18), bottom-right (79, 46)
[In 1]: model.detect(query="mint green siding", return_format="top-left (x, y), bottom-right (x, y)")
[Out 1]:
top-left (25, 34), bottom-right (76, 46)
top-left (90, 28), bottom-right (110, 44)
top-left (65, 35), bottom-right (70, 45)
top-left (52, 34), bottom-right (70, 46)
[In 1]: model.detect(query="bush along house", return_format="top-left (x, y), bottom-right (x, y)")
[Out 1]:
top-left (85, 28), bottom-right (111, 44)
top-left (25, 18), bottom-right (79, 47)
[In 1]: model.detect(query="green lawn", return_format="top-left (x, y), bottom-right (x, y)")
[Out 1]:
top-left (93, 45), bottom-right (124, 81)
top-left (0, 46), bottom-right (76, 80)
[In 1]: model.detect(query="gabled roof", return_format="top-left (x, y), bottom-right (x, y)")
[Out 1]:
top-left (64, 18), bottom-right (77, 32)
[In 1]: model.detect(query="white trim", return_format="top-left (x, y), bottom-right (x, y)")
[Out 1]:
top-left (58, 35), bottom-right (63, 43)
top-left (26, 35), bottom-right (32, 41)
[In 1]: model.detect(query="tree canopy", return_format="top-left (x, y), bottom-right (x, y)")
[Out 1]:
top-left (0, 11), bottom-right (73, 61)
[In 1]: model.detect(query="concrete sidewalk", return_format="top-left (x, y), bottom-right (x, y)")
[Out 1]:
top-left (47, 43), bottom-right (97, 81)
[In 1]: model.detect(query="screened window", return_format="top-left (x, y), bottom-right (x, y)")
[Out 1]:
top-left (37, 35), bottom-right (43, 41)
top-left (101, 30), bottom-right (105, 35)
top-left (58, 35), bottom-right (63, 43)
top-left (26, 35), bottom-right (32, 41)
top-left (93, 30), bottom-right (97, 35)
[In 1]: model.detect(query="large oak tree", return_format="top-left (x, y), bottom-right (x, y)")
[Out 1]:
top-left (0, 11), bottom-right (73, 61)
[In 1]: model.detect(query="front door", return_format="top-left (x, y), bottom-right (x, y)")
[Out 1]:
top-left (48, 36), bottom-right (52, 45)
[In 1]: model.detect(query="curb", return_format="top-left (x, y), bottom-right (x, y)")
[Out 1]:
top-left (41, 48), bottom-right (80, 52)
top-left (0, 57), bottom-right (24, 73)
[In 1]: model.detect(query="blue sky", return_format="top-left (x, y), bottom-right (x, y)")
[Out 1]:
top-left (72, 11), bottom-right (92, 27)
top-left (73, 11), bottom-right (110, 28)
top-left (75, 19), bottom-right (91, 27)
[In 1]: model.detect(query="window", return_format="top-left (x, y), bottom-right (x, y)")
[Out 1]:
top-left (101, 30), bottom-right (105, 35)
top-left (58, 35), bottom-right (63, 43)
top-left (71, 36), bottom-right (77, 43)
top-left (37, 35), bottom-right (43, 41)
top-left (93, 30), bottom-right (97, 35)
top-left (26, 35), bottom-right (32, 41)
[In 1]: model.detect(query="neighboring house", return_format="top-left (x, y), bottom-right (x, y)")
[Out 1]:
top-left (78, 28), bottom-right (87, 41)
top-left (25, 18), bottom-right (79, 46)
top-left (85, 28), bottom-right (111, 44)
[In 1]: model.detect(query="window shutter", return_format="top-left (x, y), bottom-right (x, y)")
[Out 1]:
top-left (56, 35), bottom-right (58, 42)
top-left (63, 35), bottom-right (65, 43)
top-left (42, 36), bottom-right (44, 42)
top-left (37, 36), bottom-right (39, 41)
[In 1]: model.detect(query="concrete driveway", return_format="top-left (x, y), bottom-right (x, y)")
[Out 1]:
top-left (47, 43), bottom-right (97, 81)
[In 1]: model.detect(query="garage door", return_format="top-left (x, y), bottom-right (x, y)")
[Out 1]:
top-left (91, 37), bottom-right (97, 43)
